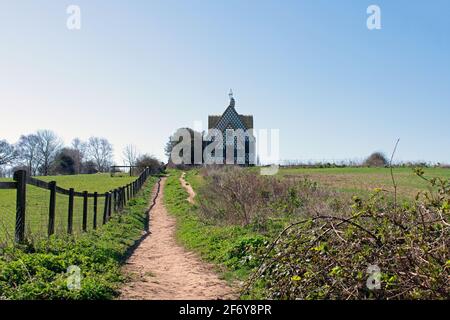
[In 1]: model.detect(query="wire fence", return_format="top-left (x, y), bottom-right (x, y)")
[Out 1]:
top-left (0, 167), bottom-right (152, 245)
top-left (0, 208), bottom-right (15, 246)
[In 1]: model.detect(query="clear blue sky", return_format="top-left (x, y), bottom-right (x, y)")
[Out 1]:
top-left (1, 0), bottom-right (449, 163)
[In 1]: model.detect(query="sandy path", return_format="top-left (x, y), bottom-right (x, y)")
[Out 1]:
top-left (180, 172), bottom-right (196, 204)
top-left (120, 177), bottom-right (236, 300)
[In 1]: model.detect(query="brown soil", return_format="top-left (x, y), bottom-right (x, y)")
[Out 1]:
top-left (180, 172), bottom-right (196, 204)
top-left (120, 177), bottom-right (236, 300)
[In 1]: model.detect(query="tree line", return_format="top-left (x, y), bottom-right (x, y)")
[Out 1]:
top-left (0, 130), bottom-right (163, 177)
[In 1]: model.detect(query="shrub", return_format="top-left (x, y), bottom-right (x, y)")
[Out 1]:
top-left (363, 152), bottom-right (388, 167)
top-left (135, 154), bottom-right (164, 174)
top-left (246, 170), bottom-right (450, 299)
top-left (197, 166), bottom-right (347, 229)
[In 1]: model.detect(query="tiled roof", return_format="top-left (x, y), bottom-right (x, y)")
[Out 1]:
top-left (239, 115), bottom-right (253, 129)
top-left (208, 108), bottom-right (253, 130)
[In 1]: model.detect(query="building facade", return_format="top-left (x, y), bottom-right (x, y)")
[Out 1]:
top-left (204, 91), bottom-right (256, 166)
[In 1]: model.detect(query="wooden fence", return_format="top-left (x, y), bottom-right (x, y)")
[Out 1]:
top-left (0, 167), bottom-right (152, 243)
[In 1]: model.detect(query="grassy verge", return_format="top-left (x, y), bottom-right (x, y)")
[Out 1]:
top-left (0, 176), bottom-right (157, 300)
top-left (164, 170), bottom-right (271, 298)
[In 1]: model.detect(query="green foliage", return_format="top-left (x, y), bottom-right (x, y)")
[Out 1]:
top-left (0, 178), bottom-right (156, 299)
top-left (248, 170), bottom-right (449, 299)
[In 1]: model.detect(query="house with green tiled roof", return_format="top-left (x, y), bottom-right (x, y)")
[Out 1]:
top-left (205, 90), bottom-right (256, 165)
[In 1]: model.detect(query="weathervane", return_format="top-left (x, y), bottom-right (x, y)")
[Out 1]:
top-left (228, 89), bottom-right (235, 107)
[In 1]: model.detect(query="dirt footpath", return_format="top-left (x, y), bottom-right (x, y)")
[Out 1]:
top-left (120, 177), bottom-right (236, 300)
top-left (180, 172), bottom-right (196, 204)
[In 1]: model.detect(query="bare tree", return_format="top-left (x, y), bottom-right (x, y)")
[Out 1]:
top-left (135, 154), bottom-right (163, 174)
top-left (17, 134), bottom-right (41, 175)
top-left (122, 144), bottom-right (140, 167)
top-left (86, 137), bottom-right (114, 172)
top-left (71, 138), bottom-right (87, 174)
top-left (0, 140), bottom-right (17, 166)
top-left (36, 130), bottom-right (63, 176)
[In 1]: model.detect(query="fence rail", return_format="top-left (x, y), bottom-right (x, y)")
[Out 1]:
top-left (0, 182), bottom-right (17, 189)
top-left (0, 167), bottom-right (152, 244)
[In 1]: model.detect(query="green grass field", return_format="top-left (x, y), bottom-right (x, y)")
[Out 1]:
top-left (0, 174), bottom-right (136, 243)
top-left (276, 167), bottom-right (450, 198)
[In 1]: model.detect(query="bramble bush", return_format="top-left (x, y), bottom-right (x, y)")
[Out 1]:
top-left (193, 166), bottom-right (448, 299)
top-left (245, 169), bottom-right (449, 299)
top-left (197, 166), bottom-right (347, 230)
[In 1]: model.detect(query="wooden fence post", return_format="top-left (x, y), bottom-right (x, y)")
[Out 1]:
top-left (111, 190), bottom-right (115, 212)
top-left (117, 188), bottom-right (122, 211)
top-left (113, 189), bottom-right (117, 212)
top-left (68, 188), bottom-right (74, 234)
top-left (48, 181), bottom-right (56, 236)
top-left (108, 191), bottom-right (112, 217)
top-left (117, 189), bottom-right (120, 211)
top-left (82, 191), bottom-right (88, 232)
top-left (120, 187), bottom-right (124, 210)
top-left (93, 192), bottom-right (98, 229)
top-left (103, 192), bottom-right (109, 224)
top-left (13, 170), bottom-right (27, 243)
top-left (114, 189), bottom-right (120, 212)
top-left (115, 189), bottom-right (118, 212)
top-left (119, 188), bottom-right (123, 210)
